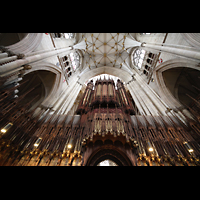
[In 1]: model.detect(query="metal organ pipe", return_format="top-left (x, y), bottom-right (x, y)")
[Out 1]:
top-left (82, 89), bottom-right (89, 105)
top-left (2, 74), bottom-right (200, 166)
top-left (108, 83), bottom-right (113, 97)
top-left (85, 90), bottom-right (91, 105)
top-left (121, 89), bottom-right (128, 106)
top-left (96, 83), bottom-right (102, 97)
top-left (102, 83), bottom-right (107, 96)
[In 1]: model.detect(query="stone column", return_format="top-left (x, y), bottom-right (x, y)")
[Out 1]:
top-left (62, 82), bottom-right (82, 115)
top-left (135, 74), bottom-right (168, 115)
top-left (142, 43), bottom-right (200, 60)
top-left (127, 75), bottom-right (169, 116)
top-left (0, 52), bottom-right (8, 59)
top-left (0, 47), bottom-right (72, 75)
top-left (127, 80), bottom-right (154, 115)
top-left (0, 55), bottom-right (18, 65)
top-left (52, 76), bottom-right (79, 112)
top-left (127, 82), bottom-right (146, 115)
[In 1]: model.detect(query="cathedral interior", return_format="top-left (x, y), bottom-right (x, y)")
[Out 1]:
top-left (1, 33), bottom-right (200, 166)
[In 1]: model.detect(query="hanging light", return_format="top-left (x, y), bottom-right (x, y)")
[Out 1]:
top-left (147, 141), bottom-right (154, 152)
top-left (1, 123), bottom-right (13, 134)
top-left (188, 149), bottom-right (194, 153)
top-left (34, 137), bottom-right (42, 148)
top-left (149, 147), bottom-right (154, 152)
top-left (183, 142), bottom-right (194, 153)
top-left (67, 144), bottom-right (72, 149)
top-left (67, 138), bottom-right (74, 150)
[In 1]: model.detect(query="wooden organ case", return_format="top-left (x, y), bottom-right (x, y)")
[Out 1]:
top-left (1, 76), bottom-right (200, 166)
top-left (76, 77), bottom-right (138, 166)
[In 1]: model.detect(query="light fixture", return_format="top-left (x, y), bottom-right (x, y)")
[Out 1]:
top-left (147, 141), bottom-right (154, 152)
top-left (183, 142), bottom-right (194, 153)
top-left (34, 143), bottom-right (39, 147)
top-left (1, 123), bottom-right (13, 134)
top-left (148, 147), bottom-right (154, 152)
top-left (67, 138), bottom-right (73, 149)
top-left (34, 137), bottom-right (42, 148)
top-left (67, 144), bottom-right (72, 149)
top-left (1, 129), bottom-right (6, 133)
top-left (189, 149), bottom-right (194, 153)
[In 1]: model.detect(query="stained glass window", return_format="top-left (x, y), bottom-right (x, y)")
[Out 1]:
top-left (133, 49), bottom-right (146, 70)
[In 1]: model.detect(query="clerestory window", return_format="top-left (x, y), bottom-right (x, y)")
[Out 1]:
top-left (64, 33), bottom-right (75, 39)
top-left (133, 49), bottom-right (146, 70)
top-left (70, 51), bottom-right (80, 71)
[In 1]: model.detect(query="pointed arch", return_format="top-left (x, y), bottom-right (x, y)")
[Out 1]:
top-left (78, 66), bottom-right (132, 85)
top-left (24, 62), bottom-right (64, 108)
top-left (154, 58), bottom-right (200, 109)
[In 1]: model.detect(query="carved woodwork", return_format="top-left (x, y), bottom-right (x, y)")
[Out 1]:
top-left (0, 77), bottom-right (200, 166)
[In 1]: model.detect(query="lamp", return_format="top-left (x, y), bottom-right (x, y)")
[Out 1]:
top-left (67, 138), bottom-right (74, 150)
top-left (147, 141), bottom-right (154, 152)
top-left (67, 144), bottom-right (72, 149)
top-left (1, 123), bottom-right (13, 134)
top-left (34, 137), bottom-right (42, 148)
top-left (183, 142), bottom-right (194, 153)
top-left (148, 147), bottom-right (154, 152)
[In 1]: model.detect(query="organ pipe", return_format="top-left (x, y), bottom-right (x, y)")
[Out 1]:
top-left (102, 84), bottom-right (107, 96)
top-left (96, 84), bottom-right (101, 97)
top-left (108, 83), bottom-right (113, 97)
top-left (1, 76), bottom-right (200, 166)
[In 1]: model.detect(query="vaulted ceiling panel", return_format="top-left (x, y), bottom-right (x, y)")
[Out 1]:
top-left (74, 33), bottom-right (140, 70)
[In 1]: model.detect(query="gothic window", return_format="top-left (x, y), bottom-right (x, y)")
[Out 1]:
top-left (60, 51), bottom-right (80, 79)
top-left (140, 33), bottom-right (151, 35)
top-left (63, 56), bottom-right (68, 61)
top-left (147, 58), bottom-right (152, 64)
top-left (148, 53), bottom-right (155, 59)
top-left (52, 33), bottom-right (75, 39)
top-left (143, 70), bottom-right (148, 76)
top-left (132, 48), bottom-right (157, 77)
top-left (62, 56), bottom-right (69, 68)
top-left (133, 49), bottom-right (146, 69)
top-left (69, 52), bottom-right (80, 71)
top-left (142, 52), bottom-right (157, 76)
top-left (64, 33), bottom-right (75, 39)
top-left (52, 33), bottom-right (63, 38)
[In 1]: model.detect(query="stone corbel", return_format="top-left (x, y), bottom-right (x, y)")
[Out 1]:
top-left (18, 65), bottom-right (32, 77)
top-left (126, 74), bottom-right (136, 84)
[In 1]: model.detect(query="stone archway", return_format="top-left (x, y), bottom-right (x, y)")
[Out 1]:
top-left (82, 132), bottom-right (137, 166)
top-left (78, 66), bottom-right (133, 85)
top-left (85, 145), bottom-right (133, 166)
top-left (0, 33), bottom-right (43, 55)
top-left (0, 33), bottom-right (28, 46)
top-left (181, 33), bottom-right (200, 49)
top-left (154, 58), bottom-right (200, 110)
top-left (24, 62), bottom-right (64, 109)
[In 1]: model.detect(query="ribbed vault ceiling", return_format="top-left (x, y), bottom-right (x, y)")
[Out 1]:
top-left (74, 33), bottom-right (141, 71)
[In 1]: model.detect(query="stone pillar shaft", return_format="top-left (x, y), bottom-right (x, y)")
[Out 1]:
top-left (143, 43), bottom-right (200, 60)
top-left (0, 47), bottom-right (72, 75)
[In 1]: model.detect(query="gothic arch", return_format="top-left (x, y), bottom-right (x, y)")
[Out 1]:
top-left (154, 58), bottom-right (200, 110)
top-left (85, 145), bottom-right (133, 166)
top-left (1, 33), bottom-right (43, 55)
top-left (181, 33), bottom-right (200, 49)
top-left (24, 62), bottom-right (64, 108)
top-left (78, 66), bottom-right (132, 84)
